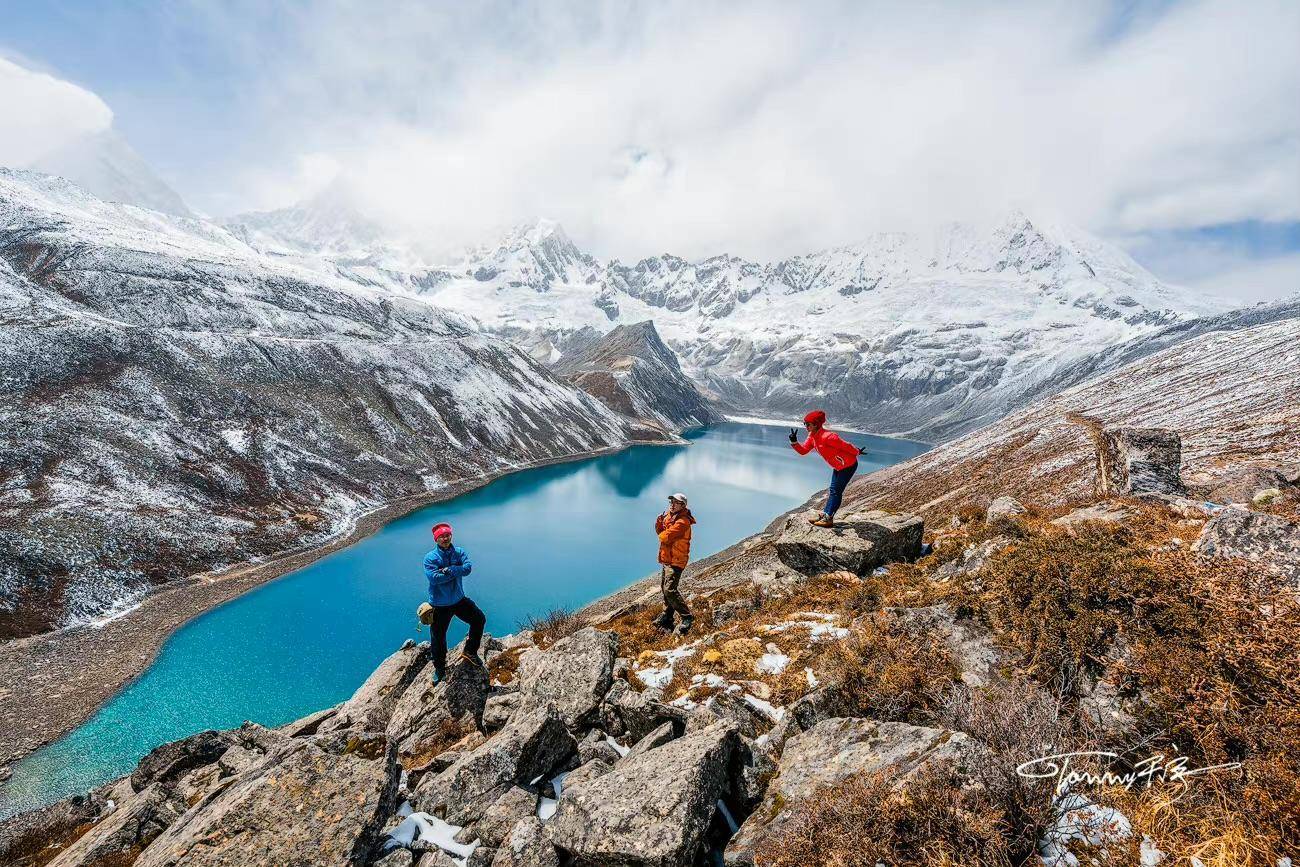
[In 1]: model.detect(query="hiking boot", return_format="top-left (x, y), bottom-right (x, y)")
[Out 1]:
top-left (431, 669), bottom-right (445, 686)
top-left (652, 611), bottom-right (675, 631)
top-left (459, 652), bottom-right (486, 671)
top-left (676, 616), bottom-right (694, 636)
top-left (810, 515), bottom-right (835, 528)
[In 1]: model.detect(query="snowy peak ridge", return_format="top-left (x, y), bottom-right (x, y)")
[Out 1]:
top-left (26, 130), bottom-right (194, 219)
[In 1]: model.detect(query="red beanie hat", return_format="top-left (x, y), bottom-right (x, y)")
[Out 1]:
top-left (431, 522), bottom-right (453, 539)
top-left (803, 409), bottom-right (827, 426)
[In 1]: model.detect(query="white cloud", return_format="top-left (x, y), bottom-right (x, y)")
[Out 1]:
top-left (200, 0), bottom-right (1296, 262)
top-left (1190, 253), bottom-right (1300, 305)
top-left (0, 56), bottom-right (113, 167)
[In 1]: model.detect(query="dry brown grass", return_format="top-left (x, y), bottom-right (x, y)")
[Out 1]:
top-left (519, 606), bottom-right (580, 649)
top-left (755, 760), bottom-right (1013, 867)
top-left (814, 618), bottom-right (958, 723)
top-left (487, 645), bottom-right (525, 685)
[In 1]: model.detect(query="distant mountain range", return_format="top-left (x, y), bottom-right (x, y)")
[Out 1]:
top-left (227, 191), bottom-right (1228, 440)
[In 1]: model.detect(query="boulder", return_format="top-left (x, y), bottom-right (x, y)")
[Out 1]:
top-left (473, 786), bottom-right (538, 848)
top-left (515, 627), bottom-right (617, 728)
top-left (577, 730), bottom-right (623, 765)
top-left (131, 729), bottom-right (235, 792)
top-left (133, 731), bottom-right (398, 867)
top-left (773, 511), bottom-right (923, 576)
top-left (561, 758), bottom-right (613, 790)
top-left (47, 784), bottom-right (187, 867)
top-left (606, 684), bottom-right (688, 741)
top-left (412, 705), bottom-right (576, 825)
top-left (546, 722), bottom-right (738, 866)
top-left (278, 706), bottom-right (337, 738)
top-left (1096, 427), bottom-right (1185, 496)
top-left (322, 642), bottom-right (428, 735)
top-left (373, 849), bottom-right (416, 867)
top-left (986, 496), bottom-right (1026, 522)
top-left (482, 693), bottom-right (521, 732)
top-left (491, 817), bottom-right (559, 867)
top-left (1052, 503), bottom-right (1133, 528)
top-left (1198, 464), bottom-right (1292, 504)
top-left (1194, 507), bottom-right (1300, 585)
top-left (725, 718), bottom-right (987, 866)
top-left (619, 721), bottom-right (676, 764)
top-left (731, 738), bottom-right (778, 811)
top-left (686, 691), bottom-right (772, 739)
top-left (389, 658), bottom-right (490, 763)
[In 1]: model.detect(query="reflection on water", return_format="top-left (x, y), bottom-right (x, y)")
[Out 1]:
top-left (0, 423), bottom-right (926, 818)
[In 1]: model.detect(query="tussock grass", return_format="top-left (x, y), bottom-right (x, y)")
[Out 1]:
top-left (519, 606), bottom-right (580, 649)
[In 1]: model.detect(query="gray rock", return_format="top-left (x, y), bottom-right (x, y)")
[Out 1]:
top-left (1198, 464), bottom-right (1292, 504)
top-left (619, 721), bottom-right (676, 764)
top-left (1052, 503), bottom-right (1134, 528)
top-left (725, 718), bottom-right (987, 866)
top-left (1096, 426), bottom-right (1185, 496)
top-left (134, 731), bottom-right (398, 867)
top-left (473, 786), bottom-right (538, 848)
top-left (413, 850), bottom-right (461, 867)
top-left (372, 849), bottom-right (416, 867)
top-left (491, 817), bottom-right (559, 867)
top-left (732, 738), bottom-right (778, 811)
top-left (773, 511), bottom-right (923, 576)
top-left (465, 847), bottom-right (496, 867)
top-left (985, 495), bottom-right (1026, 522)
top-left (546, 722), bottom-right (738, 866)
top-left (561, 758), bottom-right (614, 790)
top-left (412, 705), bottom-right (576, 825)
top-left (686, 691), bottom-right (772, 739)
top-left (322, 643), bottom-right (429, 735)
top-left (482, 693), bottom-right (521, 732)
top-left (607, 684), bottom-right (688, 741)
top-left (515, 627), bottom-right (618, 728)
top-left (389, 657), bottom-right (490, 763)
top-left (279, 706), bottom-right (338, 737)
top-left (1194, 507), bottom-right (1300, 585)
top-left (131, 729), bottom-right (235, 793)
top-left (577, 730), bottom-right (623, 765)
top-left (47, 784), bottom-right (187, 867)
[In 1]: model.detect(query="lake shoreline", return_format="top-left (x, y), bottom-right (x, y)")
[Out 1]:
top-left (0, 438), bottom-right (680, 778)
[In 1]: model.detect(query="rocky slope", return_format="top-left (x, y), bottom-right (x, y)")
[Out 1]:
top-left (6, 292), bottom-right (1295, 865)
top-left (553, 321), bottom-right (724, 433)
top-left (0, 170), bottom-right (666, 639)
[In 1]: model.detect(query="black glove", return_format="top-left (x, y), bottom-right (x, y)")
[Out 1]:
top-left (857, 446), bottom-right (868, 455)
top-left (788, 429), bottom-right (798, 443)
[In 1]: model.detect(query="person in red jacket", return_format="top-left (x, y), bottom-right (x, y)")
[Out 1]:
top-left (790, 410), bottom-right (867, 527)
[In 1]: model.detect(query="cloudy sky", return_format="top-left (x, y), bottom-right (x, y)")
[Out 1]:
top-left (1, 0), bottom-right (1296, 301)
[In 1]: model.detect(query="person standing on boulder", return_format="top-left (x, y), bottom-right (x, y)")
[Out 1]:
top-left (790, 410), bottom-right (868, 528)
top-left (654, 493), bottom-right (696, 635)
top-left (423, 522), bottom-right (486, 684)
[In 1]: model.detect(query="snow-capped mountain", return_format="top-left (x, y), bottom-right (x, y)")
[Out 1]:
top-left (409, 215), bottom-right (1226, 441)
top-left (0, 170), bottom-right (665, 639)
top-left (28, 130), bottom-right (194, 219)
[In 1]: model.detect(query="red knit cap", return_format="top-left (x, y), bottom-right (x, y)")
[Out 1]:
top-left (803, 409), bottom-right (827, 426)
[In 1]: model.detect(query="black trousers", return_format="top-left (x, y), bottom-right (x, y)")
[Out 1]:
top-left (430, 596), bottom-right (486, 676)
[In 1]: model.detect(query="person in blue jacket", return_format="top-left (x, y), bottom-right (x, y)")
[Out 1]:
top-left (424, 522), bottom-right (486, 684)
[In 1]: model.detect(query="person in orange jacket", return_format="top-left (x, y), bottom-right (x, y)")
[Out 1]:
top-left (654, 492), bottom-right (696, 634)
top-left (790, 409), bottom-right (868, 528)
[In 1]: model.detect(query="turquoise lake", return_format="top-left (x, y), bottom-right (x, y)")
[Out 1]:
top-left (0, 422), bottom-right (927, 818)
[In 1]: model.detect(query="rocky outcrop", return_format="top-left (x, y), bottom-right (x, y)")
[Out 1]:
top-left (554, 320), bottom-right (724, 432)
top-left (773, 510), bottom-right (923, 575)
top-left (514, 627), bottom-right (617, 728)
top-left (411, 706), bottom-right (575, 825)
top-left (1096, 426), bottom-right (1185, 496)
top-left (389, 656), bottom-right (490, 764)
top-left (1194, 507), bottom-right (1300, 585)
top-left (725, 719), bottom-right (987, 865)
top-left (547, 722), bottom-right (739, 866)
top-left (135, 731), bottom-right (398, 867)
top-left (47, 784), bottom-right (187, 867)
top-left (321, 642), bottom-right (428, 736)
